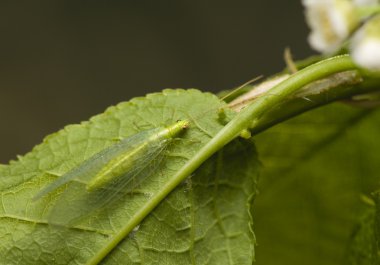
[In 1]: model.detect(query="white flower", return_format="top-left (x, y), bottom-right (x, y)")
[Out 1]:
top-left (351, 15), bottom-right (380, 71)
top-left (303, 0), bottom-right (359, 53)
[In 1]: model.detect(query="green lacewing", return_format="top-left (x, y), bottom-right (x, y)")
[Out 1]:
top-left (33, 78), bottom-right (262, 226)
top-left (33, 120), bottom-right (190, 226)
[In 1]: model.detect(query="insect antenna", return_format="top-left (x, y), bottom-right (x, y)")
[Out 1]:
top-left (220, 75), bottom-right (263, 102)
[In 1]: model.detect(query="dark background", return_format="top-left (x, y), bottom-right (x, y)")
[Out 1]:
top-left (0, 1), bottom-right (312, 163)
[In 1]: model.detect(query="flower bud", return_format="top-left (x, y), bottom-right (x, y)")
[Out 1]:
top-left (351, 15), bottom-right (380, 71)
top-left (303, 0), bottom-right (360, 53)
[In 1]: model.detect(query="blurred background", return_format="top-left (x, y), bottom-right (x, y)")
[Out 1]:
top-left (0, 0), bottom-right (312, 162)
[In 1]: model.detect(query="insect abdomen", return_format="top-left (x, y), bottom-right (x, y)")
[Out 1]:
top-left (86, 135), bottom-right (162, 191)
top-left (86, 120), bottom-right (189, 191)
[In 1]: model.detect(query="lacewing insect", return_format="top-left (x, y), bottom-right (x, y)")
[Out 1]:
top-left (33, 120), bottom-right (190, 226)
top-left (33, 77), bottom-right (263, 226)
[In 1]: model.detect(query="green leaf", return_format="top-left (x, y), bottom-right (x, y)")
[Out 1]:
top-left (0, 89), bottom-right (258, 264)
top-left (346, 195), bottom-right (379, 265)
top-left (252, 103), bottom-right (380, 265)
top-left (102, 140), bottom-right (258, 265)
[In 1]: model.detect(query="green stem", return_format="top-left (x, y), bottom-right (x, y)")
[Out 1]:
top-left (86, 54), bottom-right (357, 265)
top-left (252, 74), bottom-right (380, 134)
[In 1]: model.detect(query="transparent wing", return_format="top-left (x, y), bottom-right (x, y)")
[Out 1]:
top-left (33, 129), bottom-right (157, 201)
top-left (47, 134), bottom-right (169, 226)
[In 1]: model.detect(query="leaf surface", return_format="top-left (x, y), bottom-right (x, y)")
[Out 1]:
top-left (346, 195), bottom-right (379, 265)
top-left (0, 89), bottom-right (258, 265)
top-left (253, 103), bottom-right (380, 265)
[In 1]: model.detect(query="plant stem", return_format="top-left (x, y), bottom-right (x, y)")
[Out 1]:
top-left (252, 76), bottom-right (380, 134)
top-left (86, 55), bottom-right (357, 265)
